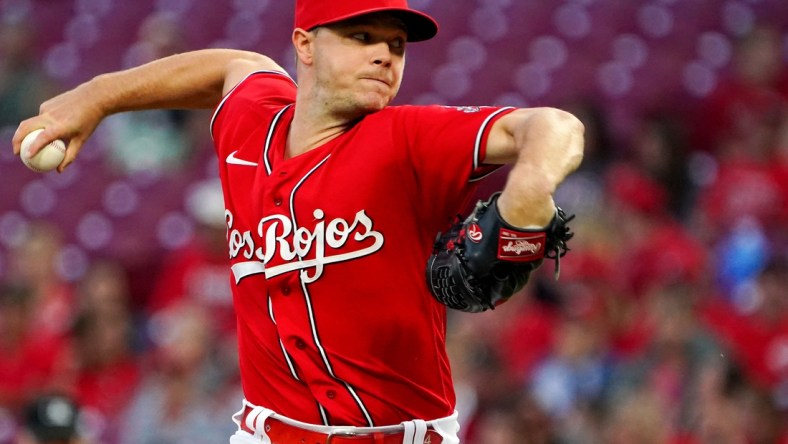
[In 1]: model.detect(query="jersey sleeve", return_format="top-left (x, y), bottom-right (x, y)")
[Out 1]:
top-left (394, 105), bottom-right (515, 223)
top-left (210, 70), bottom-right (297, 152)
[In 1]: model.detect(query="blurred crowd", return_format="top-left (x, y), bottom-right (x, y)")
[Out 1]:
top-left (449, 24), bottom-right (788, 444)
top-left (1, 6), bottom-right (788, 444)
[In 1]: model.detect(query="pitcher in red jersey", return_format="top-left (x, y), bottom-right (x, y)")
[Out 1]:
top-left (12, 1), bottom-right (584, 442)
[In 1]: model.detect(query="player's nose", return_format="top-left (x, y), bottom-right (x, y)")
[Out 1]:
top-left (370, 43), bottom-right (393, 67)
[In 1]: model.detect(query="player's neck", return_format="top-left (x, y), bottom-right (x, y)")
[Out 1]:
top-left (286, 99), bottom-right (359, 159)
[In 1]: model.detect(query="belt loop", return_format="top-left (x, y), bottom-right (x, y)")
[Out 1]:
top-left (413, 419), bottom-right (427, 444)
top-left (401, 419), bottom-right (427, 444)
top-left (402, 420), bottom-right (415, 444)
top-left (245, 406), bottom-right (275, 444)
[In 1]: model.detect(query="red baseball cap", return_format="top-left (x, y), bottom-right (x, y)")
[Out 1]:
top-left (295, 0), bottom-right (439, 42)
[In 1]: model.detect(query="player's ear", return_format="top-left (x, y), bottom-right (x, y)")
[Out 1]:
top-left (292, 27), bottom-right (315, 66)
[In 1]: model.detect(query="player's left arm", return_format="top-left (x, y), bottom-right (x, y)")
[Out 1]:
top-left (483, 107), bottom-right (585, 227)
top-left (424, 107), bottom-right (582, 312)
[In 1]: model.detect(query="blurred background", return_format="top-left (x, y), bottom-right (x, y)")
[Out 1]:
top-left (0, 0), bottom-right (787, 443)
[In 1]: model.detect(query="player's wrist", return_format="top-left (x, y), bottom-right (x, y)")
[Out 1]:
top-left (497, 193), bottom-right (555, 228)
top-left (82, 74), bottom-right (118, 118)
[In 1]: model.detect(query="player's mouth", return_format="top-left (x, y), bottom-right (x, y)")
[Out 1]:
top-left (360, 77), bottom-right (391, 87)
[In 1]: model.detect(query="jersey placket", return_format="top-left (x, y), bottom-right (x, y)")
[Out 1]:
top-left (263, 158), bottom-right (376, 427)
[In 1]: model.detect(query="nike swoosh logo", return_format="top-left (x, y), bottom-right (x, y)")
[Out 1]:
top-left (226, 150), bottom-right (258, 166)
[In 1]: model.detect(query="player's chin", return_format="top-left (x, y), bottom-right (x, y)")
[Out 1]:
top-left (356, 93), bottom-right (393, 113)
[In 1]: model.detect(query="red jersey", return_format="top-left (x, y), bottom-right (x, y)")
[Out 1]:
top-left (210, 71), bottom-right (513, 427)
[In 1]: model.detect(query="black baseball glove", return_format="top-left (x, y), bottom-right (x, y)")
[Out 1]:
top-left (426, 192), bottom-right (574, 313)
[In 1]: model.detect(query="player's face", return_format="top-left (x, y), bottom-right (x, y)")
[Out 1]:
top-left (312, 14), bottom-right (407, 118)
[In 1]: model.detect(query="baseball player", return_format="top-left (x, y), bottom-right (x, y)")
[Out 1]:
top-left (13, 1), bottom-right (584, 443)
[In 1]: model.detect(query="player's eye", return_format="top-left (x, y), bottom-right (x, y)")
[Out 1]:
top-left (352, 32), bottom-right (370, 42)
top-left (390, 38), bottom-right (404, 49)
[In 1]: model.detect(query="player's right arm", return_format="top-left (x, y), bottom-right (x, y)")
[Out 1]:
top-left (12, 49), bottom-right (283, 172)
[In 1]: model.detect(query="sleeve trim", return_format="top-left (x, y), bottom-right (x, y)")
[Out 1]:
top-left (471, 107), bottom-right (515, 181)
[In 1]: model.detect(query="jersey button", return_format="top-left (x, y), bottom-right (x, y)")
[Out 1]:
top-left (326, 390), bottom-right (336, 399)
top-left (281, 286), bottom-right (290, 295)
top-left (274, 197), bottom-right (283, 206)
top-left (295, 338), bottom-right (306, 350)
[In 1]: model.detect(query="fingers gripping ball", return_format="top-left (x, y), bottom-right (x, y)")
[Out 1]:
top-left (426, 192), bottom-right (575, 313)
top-left (21, 128), bottom-right (66, 172)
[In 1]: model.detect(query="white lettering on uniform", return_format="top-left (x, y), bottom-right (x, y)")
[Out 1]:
top-left (227, 209), bottom-right (383, 284)
top-left (226, 212), bottom-right (255, 259)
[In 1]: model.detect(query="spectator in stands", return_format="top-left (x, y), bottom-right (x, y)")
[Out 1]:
top-left (562, 100), bottom-right (617, 176)
top-left (628, 112), bottom-right (693, 219)
top-left (446, 312), bottom-right (529, 444)
top-left (67, 274), bottom-right (141, 444)
top-left (684, 361), bottom-right (785, 444)
top-left (771, 112), bottom-right (788, 235)
top-left (0, 284), bottom-right (65, 414)
top-left (75, 261), bottom-right (131, 316)
top-left (146, 179), bottom-right (236, 339)
top-left (691, 24), bottom-right (788, 158)
top-left (603, 389), bottom-right (670, 444)
top-left (5, 222), bottom-right (75, 342)
top-left (17, 394), bottom-right (82, 444)
top-left (690, 38), bottom-right (786, 293)
top-left (702, 256), bottom-right (788, 402)
top-left (119, 302), bottom-right (241, 444)
top-left (465, 408), bottom-right (525, 444)
top-left (693, 110), bottom-right (786, 243)
top-left (527, 299), bottom-right (613, 440)
top-left (608, 284), bottom-right (724, 442)
top-left (0, 18), bottom-right (57, 128)
top-left (554, 100), bottom-right (616, 219)
top-left (102, 13), bottom-right (197, 175)
top-left (603, 162), bottom-right (707, 304)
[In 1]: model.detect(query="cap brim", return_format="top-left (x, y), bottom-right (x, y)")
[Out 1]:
top-left (319, 7), bottom-right (438, 42)
top-left (389, 9), bottom-right (439, 42)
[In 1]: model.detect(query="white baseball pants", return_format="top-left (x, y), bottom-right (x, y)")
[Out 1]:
top-left (228, 399), bottom-right (460, 444)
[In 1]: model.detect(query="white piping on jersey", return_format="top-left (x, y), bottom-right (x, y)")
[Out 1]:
top-left (268, 294), bottom-right (275, 323)
top-left (470, 107), bottom-right (514, 183)
top-left (288, 154), bottom-right (376, 427)
top-left (209, 69), bottom-right (296, 141)
top-left (318, 404), bottom-right (330, 426)
top-left (263, 105), bottom-right (293, 175)
top-left (278, 339), bottom-right (300, 381)
top-left (298, 274), bottom-right (375, 427)
top-left (269, 294), bottom-right (301, 381)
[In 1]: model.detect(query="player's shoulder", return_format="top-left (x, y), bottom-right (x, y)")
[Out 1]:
top-left (224, 54), bottom-right (287, 92)
top-left (239, 69), bottom-right (296, 87)
top-left (211, 71), bottom-right (295, 139)
top-left (215, 71), bottom-right (295, 116)
top-left (226, 70), bottom-right (296, 102)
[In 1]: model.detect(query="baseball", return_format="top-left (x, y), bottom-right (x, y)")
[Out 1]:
top-left (20, 128), bottom-right (66, 172)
